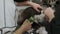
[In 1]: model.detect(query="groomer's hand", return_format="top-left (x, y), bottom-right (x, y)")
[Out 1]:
top-left (29, 2), bottom-right (42, 12)
top-left (22, 19), bottom-right (32, 31)
top-left (16, 1), bottom-right (42, 12)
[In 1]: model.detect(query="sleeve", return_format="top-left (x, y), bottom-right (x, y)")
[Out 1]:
top-left (14, 0), bottom-right (28, 2)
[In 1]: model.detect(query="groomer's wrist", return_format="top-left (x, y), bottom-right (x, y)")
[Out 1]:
top-left (27, 1), bottom-right (34, 6)
top-left (14, 26), bottom-right (25, 34)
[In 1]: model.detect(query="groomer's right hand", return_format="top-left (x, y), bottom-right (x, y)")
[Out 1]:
top-left (22, 19), bottom-right (32, 31)
top-left (13, 19), bottom-right (31, 34)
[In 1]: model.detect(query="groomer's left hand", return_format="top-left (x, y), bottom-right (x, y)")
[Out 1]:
top-left (30, 2), bottom-right (42, 12)
top-left (16, 1), bottom-right (42, 12)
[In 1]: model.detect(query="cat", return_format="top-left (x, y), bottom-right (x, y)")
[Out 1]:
top-left (16, 7), bottom-right (48, 34)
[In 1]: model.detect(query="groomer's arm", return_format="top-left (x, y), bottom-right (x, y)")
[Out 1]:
top-left (16, 1), bottom-right (42, 12)
top-left (13, 19), bottom-right (31, 34)
top-left (13, 26), bottom-right (25, 34)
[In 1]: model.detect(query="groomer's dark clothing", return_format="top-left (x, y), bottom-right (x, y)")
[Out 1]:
top-left (14, 0), bottom-right (28, 2)
top-left (47, 0), bottom-right (60, 34)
